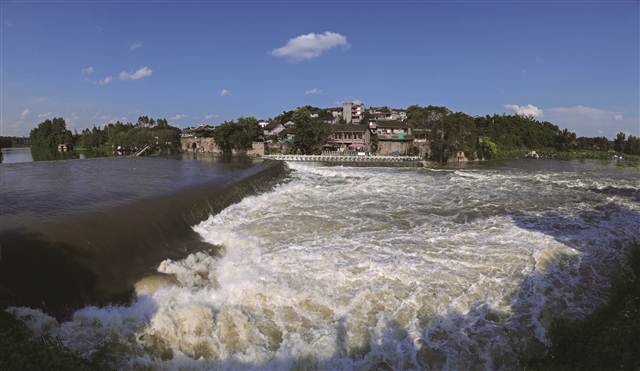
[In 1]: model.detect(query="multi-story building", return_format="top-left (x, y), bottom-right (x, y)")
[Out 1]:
top-left (370, 120), bottom-right (414, 155)
top-left (342, 102), bottom-right (365, 124)
top-left (326, 124), bottom-right (371, 152)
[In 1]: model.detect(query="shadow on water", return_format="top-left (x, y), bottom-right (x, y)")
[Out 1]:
top-left (0, 230), bottom-right (103, 316)
top-left (0, 160), bottom-right (288, 320)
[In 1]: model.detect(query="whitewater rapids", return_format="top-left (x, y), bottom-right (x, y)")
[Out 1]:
top-left (8, 161), bottom-right (640, 370)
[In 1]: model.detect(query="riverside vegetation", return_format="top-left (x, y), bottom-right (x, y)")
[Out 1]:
top-left (26, 116), bottom-right (181, 160)
top-left (17, 105), bottom-right (640, 162)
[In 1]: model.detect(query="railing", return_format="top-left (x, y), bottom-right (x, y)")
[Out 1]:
top-left (263, 154), bottom-right (422, 163)
top-left (322, 150), bottom-right (364, 156)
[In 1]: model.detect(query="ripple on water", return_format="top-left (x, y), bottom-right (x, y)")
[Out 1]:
top-left (8, 161), bottom-right (640, 370)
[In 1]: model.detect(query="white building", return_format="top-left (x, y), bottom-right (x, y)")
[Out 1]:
top-left (342, 102), bottom-right (365, 124)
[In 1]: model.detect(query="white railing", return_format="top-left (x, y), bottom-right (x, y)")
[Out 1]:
top-left (263, 154), bottom-right (422, 162)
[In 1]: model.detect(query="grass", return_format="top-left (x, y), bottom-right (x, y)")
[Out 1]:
top-left (529, 244), bottom-right (640, 370)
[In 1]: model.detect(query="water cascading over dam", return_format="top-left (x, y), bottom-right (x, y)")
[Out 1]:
top-left (4, 159), bottom-right (640, 369)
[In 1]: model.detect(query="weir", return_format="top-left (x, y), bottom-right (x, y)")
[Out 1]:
top-left (0, 159), bottom-right (289, 318)
top-left (263, 154), bottom-right (423, 163)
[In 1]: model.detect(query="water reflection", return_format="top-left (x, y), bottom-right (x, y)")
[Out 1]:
top-left (0, 147), bottom-right (115, 164)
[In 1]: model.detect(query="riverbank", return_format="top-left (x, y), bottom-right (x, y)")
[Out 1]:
top-left (494, 147), bottom-right (640, 162)
top-left (529, 244), bottom-right (640, 370)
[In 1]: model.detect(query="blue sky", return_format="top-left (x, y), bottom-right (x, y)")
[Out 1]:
top-left (2, 1), bottom-right (638, 137)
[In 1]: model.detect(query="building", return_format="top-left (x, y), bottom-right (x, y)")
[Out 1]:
top-left (371, 120), bottom-right (415, 155)
top-left (264, 122), bottom-right (286, 137)
top-left (368, 107), bottom-right (407, 123)
top-left (180, 135), bottom-right (264, 156)
top-left (342, 102), bottom-right (365, 124)
top-left (326, 124), bottom-right (371, 152)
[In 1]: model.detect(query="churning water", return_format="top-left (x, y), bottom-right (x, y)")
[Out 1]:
top-left (7, 160), bottom-right (640, 370)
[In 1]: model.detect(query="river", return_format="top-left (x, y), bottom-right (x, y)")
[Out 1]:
top-left (2, 158), bottom-right (639, 369)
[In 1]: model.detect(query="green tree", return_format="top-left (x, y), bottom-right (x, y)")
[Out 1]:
top-left (479, 137), bottom-right (498, 159)
top-left (213, 117), bottom-right (260, 153)
top-left (554, 128), bottom-right (577, 151)
top-left (291, 108), bottom-right (332, 154)
top-left (614, 132), bottom-right (627, 152)
top-left (29, 118), bottom-right (73, 149)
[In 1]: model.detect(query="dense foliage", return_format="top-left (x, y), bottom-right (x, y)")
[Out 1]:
top-left (0, 136), bottom-right (30, 148)
top-left (613, 132), bottom-right (640, 155)
top-left (291, 108), bottom-right (333, 154)
top-left (212, 117), bottom-right (261, 153)
top-left (25, 116), bottom-right (180, 159)
top-left (405, 104), bottom-right (640, 161)
top-left (29, 118), bottom-right (74, 149)
top-left (78, 119), bottom-right (180, 152)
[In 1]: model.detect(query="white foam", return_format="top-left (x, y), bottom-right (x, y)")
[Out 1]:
top-left (8, 162), bottom-right (640, 369)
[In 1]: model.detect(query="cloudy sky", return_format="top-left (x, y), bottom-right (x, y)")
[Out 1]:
top-left (1, 1), bottom-right (638, 137)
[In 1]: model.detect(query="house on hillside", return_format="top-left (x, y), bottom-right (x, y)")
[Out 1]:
top-left (371, 120), bottom-right (415, 155)
top-left (326, 124), bottom-right (371, 152)
top-left (264, 122), bottom-right (286, 137)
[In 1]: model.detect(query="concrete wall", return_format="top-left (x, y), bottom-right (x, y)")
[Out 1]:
top-left (180, 136), bottom-right (264, 157)
top-left (377, 140), bottom-right (412, 156)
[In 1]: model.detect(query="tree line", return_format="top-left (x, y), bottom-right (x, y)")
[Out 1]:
top-left (406, 105), bottom-right (639, 161)
top-left (28, 116), bottom-right (181, 156)
top-left (22, 106), bottom-right (640, 161)
top-left (0, 136), bottom-right (30, 148)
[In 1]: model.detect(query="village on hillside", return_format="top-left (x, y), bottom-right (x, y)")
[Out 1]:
top-left (181, 102), bottom-right (434, 160)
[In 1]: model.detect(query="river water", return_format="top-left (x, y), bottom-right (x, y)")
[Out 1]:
top-left (3, 159), bottom-right (640, 370)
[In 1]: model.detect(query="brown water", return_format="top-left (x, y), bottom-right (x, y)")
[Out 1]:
top-left (0, 155), bottom-right (287, 315)
top-left (2, 158), bottom-right (639, 370)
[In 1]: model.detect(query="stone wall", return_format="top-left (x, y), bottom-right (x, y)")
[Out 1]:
top-left (377, 140), bottom-right (412, 156)
top-left (180, 136), bottom-right (264, 157)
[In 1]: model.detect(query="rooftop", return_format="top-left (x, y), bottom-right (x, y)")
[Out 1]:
top-left (374, 120), bottom-right (409, 129)
top-left (333, 124), bottom-right (367, 133)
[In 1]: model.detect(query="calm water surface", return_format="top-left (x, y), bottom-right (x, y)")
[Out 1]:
top-left (1, 147), bottom-right (33, 164)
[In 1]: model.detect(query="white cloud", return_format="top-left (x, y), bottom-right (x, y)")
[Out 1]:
top-left (130, 42), bottom-right (142, 51)
top-left (81, 66), bottom-right (95, 76)
top-left (119, 66), bottom-right (153, 81)
top-left (220, 89), bottom-right (231, 97)
top-left (37, 112), bottom-right (52, 119)
top-left (549, 105), bottom-right (623, 121)
top-left (504, 104), bottom-right (544, 118)
top-left (98, 76), bottom-right (112, 85)
top-left (546, 105), bottom-right (636, 137)
top-left (305, 88), bottom-right (323, 95)
top-left (205, 114), bottom-right (220, 120)
top-left (20, 108), bottom-right (30, 119)
top-left (272, 31), bottom-right (349, 62)
top-left (169, 114), bottom-right (188, 121)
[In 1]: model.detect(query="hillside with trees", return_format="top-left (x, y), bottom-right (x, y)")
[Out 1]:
top-left (406, 105), bottom-right (638, 161)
